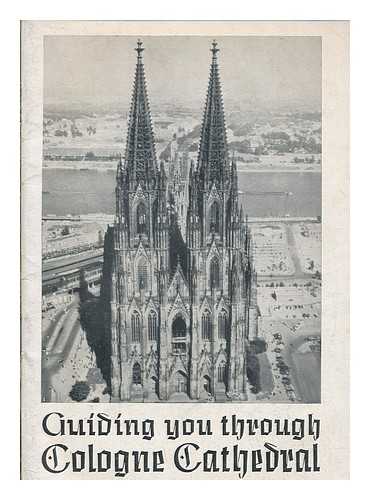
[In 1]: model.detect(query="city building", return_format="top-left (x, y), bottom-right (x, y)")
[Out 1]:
top-left (101, 40), bottom-right (258, 402)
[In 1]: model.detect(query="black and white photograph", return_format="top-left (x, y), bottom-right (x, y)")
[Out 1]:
top-left (41, 35), bottom-right (322, 404)
top-left (19, 17), bottom-right (351, 480)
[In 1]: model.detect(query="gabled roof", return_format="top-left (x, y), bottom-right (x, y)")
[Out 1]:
top-left (168, 291), bottom-right (189, 319)
top-left (168, 259), bottom-right (189, 298)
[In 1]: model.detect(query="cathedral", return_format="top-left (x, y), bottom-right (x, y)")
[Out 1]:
top-left (101, 40), bottom-right (258, 402)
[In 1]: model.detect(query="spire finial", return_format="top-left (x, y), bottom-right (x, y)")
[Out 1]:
top-left (135, 39), bottom-right (144, 58)
top-left (211, 40), bottom-right (219, 58)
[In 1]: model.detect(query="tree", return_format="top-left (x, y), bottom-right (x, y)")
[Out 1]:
top-left (61, 225), bottom-right (70, 236)
top-left (69, 381), bottom-right (90, 402)
top-left (250, 338), bottom-right (267, 355)
top-left (246, 351), bottom-right (261, 393)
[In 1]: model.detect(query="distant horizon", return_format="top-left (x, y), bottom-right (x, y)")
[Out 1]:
top-left (44, 36), bottom-right (322, 115)
top-left (44, 98), bottom-right (322, 117)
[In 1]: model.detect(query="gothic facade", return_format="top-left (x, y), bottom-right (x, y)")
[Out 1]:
top-left (101, 40), bottom-right (258, 402)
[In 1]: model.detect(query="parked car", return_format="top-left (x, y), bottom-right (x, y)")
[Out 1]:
top-left (277, 361), bottom-right (288, 368)
top-left (279, 368), bottom-right (290, 375)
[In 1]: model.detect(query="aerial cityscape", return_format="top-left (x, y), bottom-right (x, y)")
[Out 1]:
top-left (42, 36), bottom-right (321, 403)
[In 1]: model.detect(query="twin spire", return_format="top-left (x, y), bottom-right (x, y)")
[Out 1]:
top-left (124, 39), bottom-right (158, 184)
top-left (197, 40), bottom-right (229, 187)
top-left (122, 39), bottom-right (229, 186)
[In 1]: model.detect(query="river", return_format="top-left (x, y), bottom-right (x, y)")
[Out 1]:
top-left (42, 169), bottom-right (321, 218)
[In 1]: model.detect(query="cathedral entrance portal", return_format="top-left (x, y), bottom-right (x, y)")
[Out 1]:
top-left (203, 375), bottom-right (211, 394)
top-left (130, 362), bottom-right (144, 401)
top-left (146, 375), bottom-right (159, 402)
top-left (149, 376), bottom-right (159, 394)
top-left (174, 371), bottom-right (187, 393)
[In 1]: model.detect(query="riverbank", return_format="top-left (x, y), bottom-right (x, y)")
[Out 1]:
top-left (43, 163), bottom-right (321, 174)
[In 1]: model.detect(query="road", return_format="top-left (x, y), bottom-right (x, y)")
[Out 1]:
top-left (256, 225), bottom-right (310, 281)
top-left (42, 250), bottom-right (103, 282)
top-left (41, 298), bottom-right (83, 401)
top-left (261, 317), bottom-right (321, 403)
top-left (43, 248), bottom-right (103, 272)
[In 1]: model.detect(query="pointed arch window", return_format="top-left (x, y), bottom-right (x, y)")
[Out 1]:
top-left (218, 309), bottom-right (228, 339)
top-left (136, 202), bottom-right (147, 235)
top-left (132, 362), bottom-right (142, 385)
top-left (202, 310), bottom-right (212, 341)
top-left (131, 311), bottom-right (141, 342)
top-left (137, 257), bottom-right (148, 290)
top-left (172, 316), bottom-right (186, 338)
top-left (148, 310), bottom-right (158, 341)
top-left (217, 363), bottom-right (226, 383)
top-left (209, 201), bottom-right (220, 234)
top-left (210, 257), bottom-right (220, 289)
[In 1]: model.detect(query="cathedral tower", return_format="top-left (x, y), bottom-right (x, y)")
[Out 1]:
top-left (186, 41), bottom-right (257, 401)
top-left (102, 40), bottom-right (172, 402)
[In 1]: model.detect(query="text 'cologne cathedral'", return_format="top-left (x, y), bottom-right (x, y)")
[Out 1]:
top-left (101, 40), bottom-right (258, 403)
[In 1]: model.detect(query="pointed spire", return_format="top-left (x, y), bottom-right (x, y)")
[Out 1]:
top-left (211, 40), bottom-right (219, 58)
top-left (189, 159), bottom-right (194, 179)
top-left (160, 161), bottom-right (166, 187)
top-left (197, 40), bottom-right (229, 187)
top-left (116, 153), bottom-right (124, 181)
top-left (231, 159), bottom-right (238, 193)
top-left (135, 39), bottom-right (144, 58)
top-left (115, 153), bottom-right (126, 218)
top-left (124, 39), bottom-right (158, 186)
